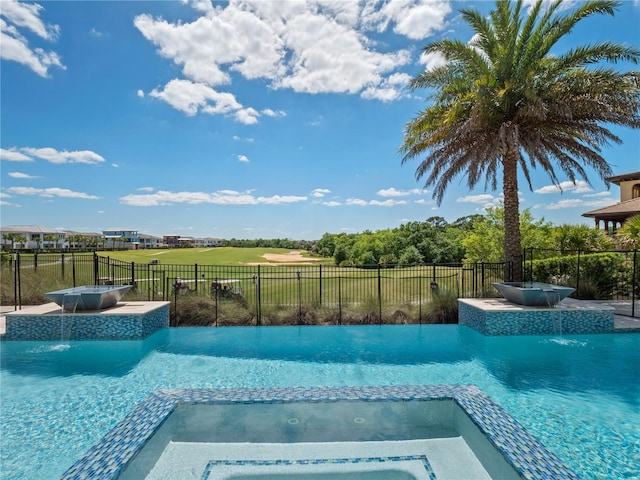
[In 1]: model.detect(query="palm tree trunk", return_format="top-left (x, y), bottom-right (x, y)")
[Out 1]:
top-left (503, 144), bottom-right (522, 282)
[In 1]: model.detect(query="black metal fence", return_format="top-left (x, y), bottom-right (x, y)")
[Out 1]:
top-left (2, 249), bottom-right (637, 323)
top-left (2, 253), bottom-right (507, 324)
top-left (523, 247), bottom-right (638, 317)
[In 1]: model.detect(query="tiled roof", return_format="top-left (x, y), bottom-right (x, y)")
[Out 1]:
top-left (0, 225), bottom-right (61, 233)
top-left (606, 171), bottom-right (640, 185)
top-left (582, 197), bottom-right (640, 218)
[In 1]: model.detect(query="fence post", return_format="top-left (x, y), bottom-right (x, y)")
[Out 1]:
top-left (576, 250), bottom-right (581, 299)
top-left (377, 264), bottom-right (382, 324)
top-left (214, 277), bottom-right (219, 326)
top-left (94, 253), bottom-right (99, 285)
top-left (13, 253), bottom-right (21, 310)
top-left (338, 274), bottom-right (342, 325)
top-left (194, 264), bottom-right (198, 293)
top-left (256, 265), bottom-right (261, 326)
top-left (632, 249), bottom-right (637, 318)
top-left (319, 265), bottom-right (322, 307)
top-left (72, 252), bottom-right (77, 287)
top-left (419, 273), bottom-right (422, 324)
top-left (61, 253), bottom-right (65, 279)
top-left (297, 269), bottom-right (302, 325)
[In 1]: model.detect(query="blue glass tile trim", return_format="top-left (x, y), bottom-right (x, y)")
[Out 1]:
top-left (61, 385), bottom-right (580, 480)
top-left (201, 455), bottom-right (436, 480)
top-left (459, 299), bottom-right (615, 336)
top-left (2, 303), bottom-right (169, 340)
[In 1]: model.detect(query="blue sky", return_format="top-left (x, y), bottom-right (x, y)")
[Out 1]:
top-left (1, 0), bottom-right (639, 240)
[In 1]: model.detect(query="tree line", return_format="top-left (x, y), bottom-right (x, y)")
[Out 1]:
top-left (310, 207), bottom-right (639, 267)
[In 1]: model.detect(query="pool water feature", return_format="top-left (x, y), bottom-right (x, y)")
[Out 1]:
top-left (1, 325), bottom-right (639, 479)
top-left (45, 285), bottom-right (132, 311)
top-left (492, 282), bottom-right (575, 307)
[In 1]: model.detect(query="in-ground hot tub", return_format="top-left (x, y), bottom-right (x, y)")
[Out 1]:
top-left (492, 282), bottom-right (575, 307)
top-left (45, 285), bottom-right (132, 311)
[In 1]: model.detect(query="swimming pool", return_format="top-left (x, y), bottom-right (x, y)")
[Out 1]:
top-left (1, 325), bottom-right (639, 479)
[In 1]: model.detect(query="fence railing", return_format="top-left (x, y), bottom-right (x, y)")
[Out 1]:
top-left (2, 249), bottom-right (637, 322)
top-left (523, 247), bottom-right (638, 317)
top-left (3, 253), bottom-right (508, 323)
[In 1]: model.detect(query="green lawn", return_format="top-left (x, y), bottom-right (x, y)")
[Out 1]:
top-left (96, 247), bottom-right (331, 266)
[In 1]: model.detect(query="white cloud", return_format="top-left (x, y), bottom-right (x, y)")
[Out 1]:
top-left (90, 27), bottom-right (104, 38)
top-left (262, 108), bottom-right (286, 117)
top-left (8, 171), bottom-right (37, 179)
top-left (323, 200), bottom-right (341, 207)
top-left (345, 196), bottom-right (407, 207)
top-left (361, 72), bottom-right (411, 101)
top-left (583, 191), bottom-right (612, 198)
top-left (545, 197), bottom-right (617, 210)
top-left (234, 107), bottom-right (260, 125)
top-left (346, 198), bottom-right (368, 206)
top-left (311, 188), bottom-right (331, 198)
top-left (457, 194), bottom-right (496, 204)
top-left (237, 154), bottom-right (249, 163)
top-left (232, 135), bottom-right (254, 142)
top-left (137, 89), bottom-right (145, 97)
top-left (0, 1), bottom-right (65, 77)
top-left (20, 147), bottom-right (105, 164)
top-left (0, 147), bottom-right (32, 161)
top-left (134, 0), bottom-right (450, 118)
top-left (370, 199), bottom-right (407, 206)
top-left (364, 0), bottom-right (452, 40)
top-left (6, 186), bottom-right (99, 199)
top-left (148, 78), bottom-right (261, 124)
top-left (377, 187), bottom-right (422, 197)
top-left (119, 189), bottom-right (308, 207)
top-left (534, 180), bottom-right (593, 194)
top-left (111, 163), bottom-right (119, 168)
top-left (419, 51), bottom-right (447, 70)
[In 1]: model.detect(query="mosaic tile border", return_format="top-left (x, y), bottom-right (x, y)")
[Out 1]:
top-left (459, 298), bottom-right (615, 335)
top-left (61, 385), bottom-right (579, 480)
top-left (2, 302), bottom-right (169, 340)
top-left (201, 455), bottom-right (436, 480)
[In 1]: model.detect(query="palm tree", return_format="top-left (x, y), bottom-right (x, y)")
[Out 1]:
top-left (617, 214), bottom-right (640, 249)
top-left (400, 0), bottom-right (640, 281)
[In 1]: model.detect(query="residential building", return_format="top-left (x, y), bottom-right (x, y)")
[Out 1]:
top-left (583, 171), bottom-right (640, 232)
top-left (193, 237), bottom-right (222, 247)
top-left (163, 234), bottom-right (180, 247)
top-left (103, 230), bottom-right (140, 249)
top-left (138, 234), bottom-right (163, 249)
top-left (0, 225), bottom-right (68, 250)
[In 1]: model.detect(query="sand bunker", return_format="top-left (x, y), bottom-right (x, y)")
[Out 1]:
top-left (245, 250), bottom-right (321, 265)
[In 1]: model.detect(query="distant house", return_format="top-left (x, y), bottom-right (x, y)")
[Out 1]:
top-left (0, 225), bottom-right (67, 250)
top-left (103, 229), bottom-right (140, 249)
top-left (138, 234), bottom-right (163, 249)
top-left (582, 171), bottom-right (640, 233)
top-left (163, 234), bottom-right (180, 247)
top-left (193, 237), bottom-right (222, 247)
top-left (178, 236), bottom-right (195, 247)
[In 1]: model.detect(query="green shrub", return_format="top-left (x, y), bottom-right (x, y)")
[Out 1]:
top-left (424, 288), bottom-right (459, 324)
top-left (530, 252), bottom-right (631, 300)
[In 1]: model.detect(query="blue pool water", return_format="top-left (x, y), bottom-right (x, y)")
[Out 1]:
top-left (1, 325), bottom-right (639, 479)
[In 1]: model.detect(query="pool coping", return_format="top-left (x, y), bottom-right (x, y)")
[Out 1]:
top-left (61, 384), bottom-right (579, 480)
